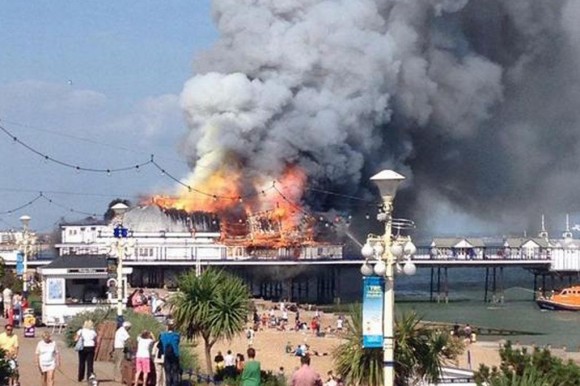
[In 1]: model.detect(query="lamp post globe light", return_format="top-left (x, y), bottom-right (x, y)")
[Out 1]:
top-left (19, 215), bottom-right (32, 297)
top-left (110, 203), bottom-right (130, 326)
top-left (360, 170), bottom-right (417, 386)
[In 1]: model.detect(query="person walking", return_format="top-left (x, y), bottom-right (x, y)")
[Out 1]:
top-left (75, 320), bottom-right (97, 382)
top-left (0, 323), bottom-right (19, 386)
top-left (159, 321), bottom-right (180, 386)
top-left (113, 321), bottom-right (131, 383)
top-left (35, 330), bottom-right (60, 386)
top-left (2, 287), bottom-right (12, 319)
top-left (0, 287), bottom-right (4, 318)
top-left (134, 330), bottom-right (154, 386)
top-left (241, 347), bottom-right (261, 386)
top-left (291, 355), bottom-right (322, 386)
top-left (246, 326), bottom-right (255, 347)
top-left (152, 339), bottom-right (165, 386)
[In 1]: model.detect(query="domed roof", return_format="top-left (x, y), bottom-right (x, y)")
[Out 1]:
top-left (122, 205), bottom-right (188, 233)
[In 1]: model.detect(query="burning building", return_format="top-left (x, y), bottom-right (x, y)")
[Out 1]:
top-left (143, 163), bottom-right (343, 253)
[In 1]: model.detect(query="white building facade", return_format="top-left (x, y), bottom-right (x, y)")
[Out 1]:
top-left (54, 206), bottom-right (343, 287)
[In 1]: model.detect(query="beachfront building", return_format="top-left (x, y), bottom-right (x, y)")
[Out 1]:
top-left (37, 255), bottom-right (132, 325)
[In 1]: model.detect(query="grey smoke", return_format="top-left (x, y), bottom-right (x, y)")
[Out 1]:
top-left (179, 0), bottom-right (580, 234)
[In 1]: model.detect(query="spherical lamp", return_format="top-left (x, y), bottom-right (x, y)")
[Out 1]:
top-left (374, 260), bottom-right (387, 276)
top-left (391, 243), bottom-right (403, 257)
top-left (404, 240), bottom-right (417, 256)
top-left (362, 243), bottom-right (374, 258)
top-left (361, 261), bottom-right (374, 276)
top-left (403, 261), bottom-right (417, 276)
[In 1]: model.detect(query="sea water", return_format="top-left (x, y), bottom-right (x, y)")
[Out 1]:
top-left (338, 266), bottom-right (580, 350)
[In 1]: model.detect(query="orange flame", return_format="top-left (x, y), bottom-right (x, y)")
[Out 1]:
top-left (145, 165), bottom-right (311, 246)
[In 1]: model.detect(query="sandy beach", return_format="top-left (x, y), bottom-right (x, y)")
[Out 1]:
top-left (193, 301), bottom-right (580, 379)
top-left (192, 302), bottom-right (502, 377)
top-left (195, 303), bottom-right (344, 377)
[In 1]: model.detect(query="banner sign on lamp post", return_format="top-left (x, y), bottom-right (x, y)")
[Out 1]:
top-left (362, 275), bottom-right (384, 348)
top-left (16, 252), bottom-right (24, 276)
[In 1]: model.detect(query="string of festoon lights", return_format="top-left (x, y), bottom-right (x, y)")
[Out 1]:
top-left (0, 186), bottom-right (348, 231)
top-left (1, 122), bottom-right (286, 202)
top-left (0, 192), bottom-right (99, 217)
top-left (0, 121), bottom-right (381, 224)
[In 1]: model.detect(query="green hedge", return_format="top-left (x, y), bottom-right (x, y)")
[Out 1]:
top-left (63, 307), bottom-right (198, 371)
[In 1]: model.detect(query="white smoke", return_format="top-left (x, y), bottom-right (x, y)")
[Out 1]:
top-left (179, 0), bottom-right (580, 233)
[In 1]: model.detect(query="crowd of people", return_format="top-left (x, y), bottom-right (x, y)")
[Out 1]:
top-left (111, 318), bottom-right (181, 386)
top-left (126, 288), bottom-right (167, 315)
top-left (254, 301), bottom-right (346, 338)
top-left (451, 323), bottom-right (477, 344)
top-left (0, 322), bottom-right (61, 386)
top-left (1, 286), bottom-right (30, 329)
top-left (210, 300), bottom-right (346, 386)
top-left (213, 346), bottom-right (339, 386)
top-left (0, 289), bottom-right (345, 386)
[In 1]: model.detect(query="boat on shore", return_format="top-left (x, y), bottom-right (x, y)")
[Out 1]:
top-left (536, 285), bottom-right (580, 311)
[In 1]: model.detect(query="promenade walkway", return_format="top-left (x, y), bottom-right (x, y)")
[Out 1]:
top-left (2, 317), bottom-right (122, 386)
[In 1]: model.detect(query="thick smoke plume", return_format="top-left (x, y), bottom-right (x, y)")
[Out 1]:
top-left (179, 0), bottom-right (580, 235)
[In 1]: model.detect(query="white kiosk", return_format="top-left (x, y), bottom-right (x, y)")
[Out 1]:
top-left (37, 255), bottom-right (132, 325)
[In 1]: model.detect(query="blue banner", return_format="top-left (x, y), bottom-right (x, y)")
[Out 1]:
top-left (362, 276), bottom-right (384, 348)
top-left (16, 252), bottom-right (24, 276)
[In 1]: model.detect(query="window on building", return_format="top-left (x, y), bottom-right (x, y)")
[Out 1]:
top-left (138, 247), bottom-right (154, 257)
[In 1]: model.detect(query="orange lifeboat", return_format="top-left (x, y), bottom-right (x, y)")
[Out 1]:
top-left (536, 285), bottom-right (580, 311)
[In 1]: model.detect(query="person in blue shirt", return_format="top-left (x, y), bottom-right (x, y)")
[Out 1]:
top-left (159, 321), bottom-right (180, 386)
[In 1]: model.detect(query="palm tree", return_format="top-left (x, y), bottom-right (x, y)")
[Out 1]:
top-left (169, 268), bottom-right (251, 375)
top-left (333, 305), bottom-right (462, 386)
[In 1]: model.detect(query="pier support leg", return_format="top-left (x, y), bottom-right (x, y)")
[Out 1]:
top-left (542, 274), bottom-right (546, 297)
top-left (484, 268), bottom-right (489, 303)
top-left (430, 268), bottom-right (434, 302)
top-left (437, 267), bottom-right (442, 303)
top-left (331, 267), bottom-right (337, 304)
top-left (444, 267), bottom-right (449, 303)
top-left (533, 274), bottom-right (538, 301)
top-left (492, 267), bottom-right (497, 303)
top-left (499, 267), bottom-right (504, 304)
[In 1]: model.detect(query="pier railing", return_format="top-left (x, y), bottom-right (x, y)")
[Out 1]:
top-left (412, 246), bottom-right (552, 261)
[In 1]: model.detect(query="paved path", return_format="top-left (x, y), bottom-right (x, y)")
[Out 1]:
top-left (4, 320), bottom-right (124, 386)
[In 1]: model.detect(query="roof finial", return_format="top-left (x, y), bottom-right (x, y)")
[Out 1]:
top-left (563, 213), bottom-right (573, 239)
top-left (539, 214), bottom-right (549, 239)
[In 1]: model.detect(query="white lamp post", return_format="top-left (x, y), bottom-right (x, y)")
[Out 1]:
top-left (111, 203), bottom-right (130, 325)
top-left (360, 170), bottom-right (416, 386)
top-left (19, 215), bottom-right (31, 297)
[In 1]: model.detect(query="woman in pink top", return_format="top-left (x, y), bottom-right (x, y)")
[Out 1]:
top-left (134, 330), bottom-right (154, 386)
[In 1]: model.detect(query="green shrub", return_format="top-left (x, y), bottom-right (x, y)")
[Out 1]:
top-left (475, 341), bottom-right (580, 386)
top-left (65, 307), bottom-right (168, 348)
top-left (64, 308), bottom-right (201, 370)
top-left (64, 306), bottom-right (116, 347)
top-left (179, 341), bottom-right (200, 374)
top-left (0, 348), bottom-right (14, 385)
top-left (27, 292), bottom-right (42, 317)
top-left (123, 310), bottom-right (164, 341)
top-left (212, 370), bottom-right (285, 386)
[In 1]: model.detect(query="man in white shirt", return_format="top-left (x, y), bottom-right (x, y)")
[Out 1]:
top-left (224, 349), bottom-right (236, 378)
top-left (113, 321), bottom-right (131, 382)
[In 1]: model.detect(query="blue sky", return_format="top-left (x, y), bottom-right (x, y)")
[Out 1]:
top-left (0, 1), bottom-right (218, 231)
